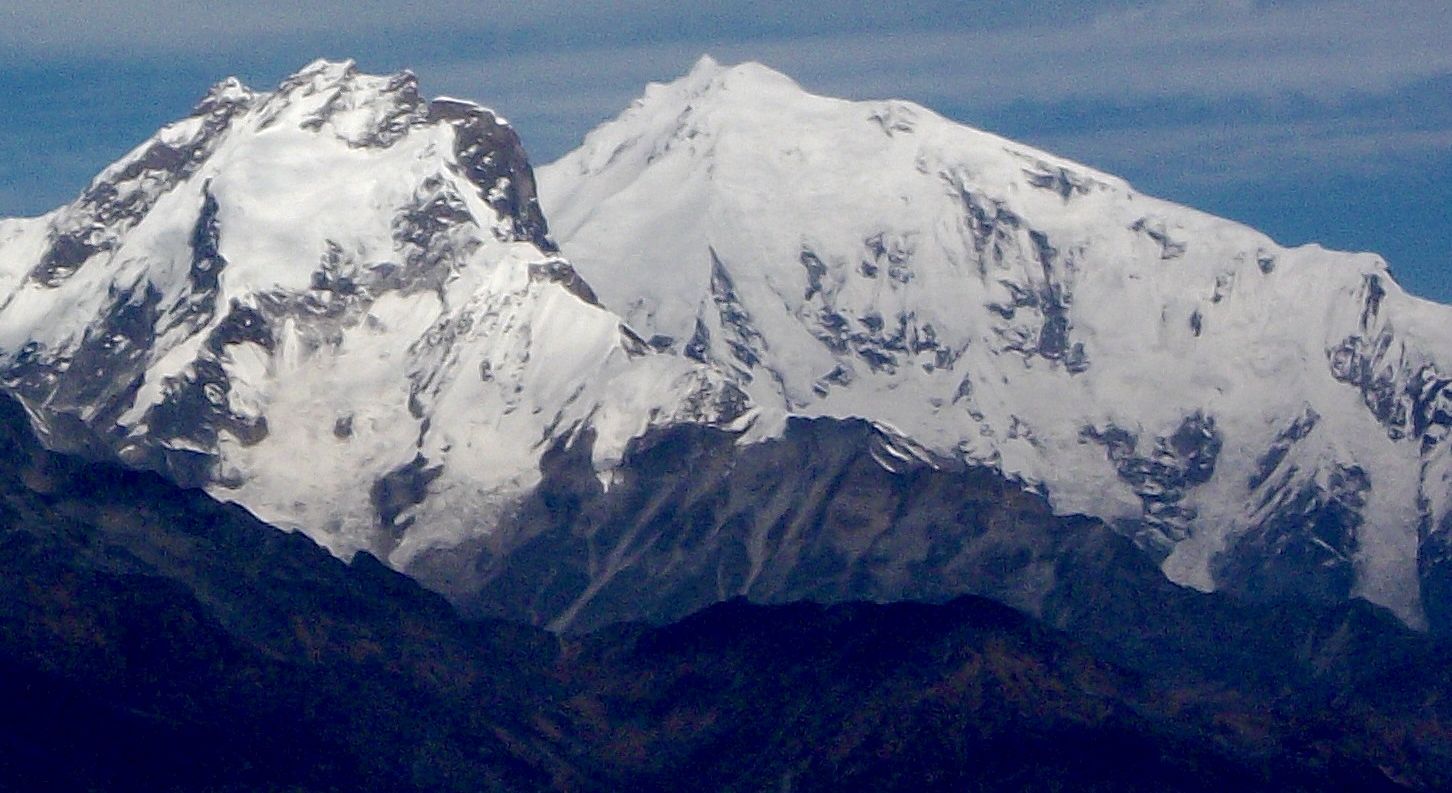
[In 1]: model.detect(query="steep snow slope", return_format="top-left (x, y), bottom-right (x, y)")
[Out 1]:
top-left (0, 60), bottom-right (749, 567)
top-left (540, 57), bottom-right (1452, 627)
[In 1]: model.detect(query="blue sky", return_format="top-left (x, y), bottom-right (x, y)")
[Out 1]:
top-left (2, 1), bottom-right (1449, 300)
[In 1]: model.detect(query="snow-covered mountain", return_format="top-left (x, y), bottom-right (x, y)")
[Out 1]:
top-left (539, 56), bottom-right (1452, 629)
top-left (5, 56), bottom-right (1452, 634)
top-left (0, 59), bottom-right (749, 569)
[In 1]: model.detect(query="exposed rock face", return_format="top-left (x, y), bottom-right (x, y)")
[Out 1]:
top-left (410, 417), bottom-right (1166, 634)
top-left (1082, 412), bottom-right (1222, 556)
top-left (427, 99), bottom-right (553, 251)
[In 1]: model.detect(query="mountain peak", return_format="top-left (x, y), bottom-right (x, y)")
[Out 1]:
top-left (253, 60), bottom-right (425, 148)
top-left (668, 56), bottom-right (805, 104)
top-left (195, 76), bottom-right (256, 115)
top-left (287, 57), bottom-right (360, 87)
top-left (539, 57), bottom-right (1452, 629)
top-left (686, 53), bottom-right (721, 76)
top-left (0, 58), bottom-right (749, 571)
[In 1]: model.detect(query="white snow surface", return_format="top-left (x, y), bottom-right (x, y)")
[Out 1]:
top-left (539, 56), bottom-right (1452, 625)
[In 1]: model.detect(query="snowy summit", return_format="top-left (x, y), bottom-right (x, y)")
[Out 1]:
top-left (0, 59), bottom-right (749, 568)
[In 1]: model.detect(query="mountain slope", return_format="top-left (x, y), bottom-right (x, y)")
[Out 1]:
top-left (539, 56), bottom-right (1452, 628)
top-left (0, 60), bottom-right (748, 572)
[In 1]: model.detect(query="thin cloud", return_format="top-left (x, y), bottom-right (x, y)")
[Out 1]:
top-left (0, 1), bottom-right (671, 53)
top-left (9, 2), bottom-right (1446, 168)
top-left (405, 2), bottom-right (1450, 165)
top-left (6, 2), bottom-right (1449, 107)
top-left (1033, 119), bottom-right (1452, 189)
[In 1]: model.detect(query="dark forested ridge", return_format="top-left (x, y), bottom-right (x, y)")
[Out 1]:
top-left (0, 392), bottom-right (1448, 791)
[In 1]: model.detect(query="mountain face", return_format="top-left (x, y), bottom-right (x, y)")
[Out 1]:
top-left (0, 60), bottom-right (747, 575)
top-left (415, 415), bottom-right (1157, 633)
top-left (539, 56), bottom-right (1452, 630)
top-left (5, 384), bottom-right (1452, 791)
